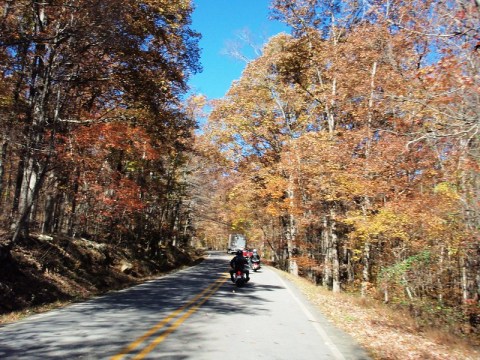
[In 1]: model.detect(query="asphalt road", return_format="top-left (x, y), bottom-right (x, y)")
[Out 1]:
top-left (0, 252), bottom-right (370, 359)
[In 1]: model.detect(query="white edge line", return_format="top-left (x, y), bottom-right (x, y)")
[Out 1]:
top-left (275, 274), bottom-right (346, 360)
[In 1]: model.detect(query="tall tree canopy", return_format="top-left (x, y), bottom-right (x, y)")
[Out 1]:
top-left (0, 0), bottom-right (201, 253)
top-left (198, 0), bottom-right (480, 336)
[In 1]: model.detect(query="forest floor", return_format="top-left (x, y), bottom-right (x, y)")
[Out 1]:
top-left (0, 232), bottom-right (204, 324)
top-left (275, 269), bottom-right (480, 360)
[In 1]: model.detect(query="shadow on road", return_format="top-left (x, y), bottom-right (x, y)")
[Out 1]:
top-left (1, 252), bottom-right (372, 359)
top-left (0, 253), bottom-right (290, 359)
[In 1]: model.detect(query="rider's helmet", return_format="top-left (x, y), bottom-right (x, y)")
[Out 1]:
top-left (236, 250), bottom-right (243, 256)
top-left (253, 249), bottom-right (257, 253)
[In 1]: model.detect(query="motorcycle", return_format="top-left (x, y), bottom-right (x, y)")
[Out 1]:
top-left (251, 260), bottom-right (261, 272)
top-left (233, 269), bottom-right (248, 287)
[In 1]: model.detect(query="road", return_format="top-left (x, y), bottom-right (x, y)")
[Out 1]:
top-left (0, 252), bottom-right (370, 359)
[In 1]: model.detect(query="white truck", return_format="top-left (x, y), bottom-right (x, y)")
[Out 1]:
top-left (227, 234), bottom-right (246, 254)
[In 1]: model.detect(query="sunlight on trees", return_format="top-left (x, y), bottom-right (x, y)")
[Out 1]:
top-left (197, 0), bottom-right (480, 336)
top-left (0, 0), bottom-right (201, 254)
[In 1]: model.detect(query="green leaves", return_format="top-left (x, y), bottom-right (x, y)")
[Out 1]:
top-left (379, 251), bottom-right (432, 285)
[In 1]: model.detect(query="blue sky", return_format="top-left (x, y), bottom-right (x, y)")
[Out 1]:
top-left (188, 0), bottom-right (289, 100)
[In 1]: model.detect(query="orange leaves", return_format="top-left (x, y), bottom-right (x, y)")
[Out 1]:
top-left (199, 2), bottom-right (480, 312)
top-left (0, 0), bottom-right (202, 249)
top-left (65, 121), bottom-right (157, 161)
top-left (98, 178), bottom-right (145, 215)
top-left (54, 118), bottom-right (161, 226)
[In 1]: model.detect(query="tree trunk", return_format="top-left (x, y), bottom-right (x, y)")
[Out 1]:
top-left (322, 215), bottom-right (331, 287)
top-left (12, 160), bottom-right (48, 242)
top-left (10, 0), bottom-right (53, 242)
top-left (286, 173), bottom-right (298, 275)
top-left (0, 139), bottom-right (7, 206)
top-left (330, 215), bottom-right (341, 293)
top-left (262, 225), bottom-right (279, 263)
top-left (460, 254), bottom-right (469, 303)
top-left (360, 61), bottom-right (378, 298)
top-left (438, 244), bottom-right (444, 304)
top-left (345, 247), bottom-right (355, 283)
top-left (68, 169), bottom-right (80, 236)
top-left (361, 241), bottom-right (371, 297)
top-left (42, 194), bottom-right (55, 234)
top-left (328, 77), bottom-right (336, 135)
top-left (11, 158), bottom-right (24, 216)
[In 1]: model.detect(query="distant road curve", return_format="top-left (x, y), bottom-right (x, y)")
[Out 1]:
top-left (0, 251), bottom-right (370, 359)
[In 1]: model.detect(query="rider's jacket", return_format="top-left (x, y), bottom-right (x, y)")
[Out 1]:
top-left (230, 255), bottom-right (248, 271)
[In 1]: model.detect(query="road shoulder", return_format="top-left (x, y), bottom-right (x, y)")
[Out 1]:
top-left (271, 267), bottom-right (480, 360)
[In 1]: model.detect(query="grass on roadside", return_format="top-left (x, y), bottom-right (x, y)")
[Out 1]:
top-left (0, 300), bottom-right (73, 325)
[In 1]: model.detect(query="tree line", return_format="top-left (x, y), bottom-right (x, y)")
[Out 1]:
top-left (0, 0), bottom-right (201, 257)
top-left (1, 0), bottom-right (478, 339)
top-left (195, 0), bottom-right (480, 335)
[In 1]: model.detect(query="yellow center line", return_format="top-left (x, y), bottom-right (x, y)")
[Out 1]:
top-left (133, 276), bottom-right (228, 359)
top-left (111, 274), bottom-right (228, 360)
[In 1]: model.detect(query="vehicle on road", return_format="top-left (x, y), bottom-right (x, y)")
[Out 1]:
top-left (227, 233), bottom-right (246, 254)
top-left (251, 259), bottom-right (261, 271)
top-left (233, 269), bottom-right (248, 287)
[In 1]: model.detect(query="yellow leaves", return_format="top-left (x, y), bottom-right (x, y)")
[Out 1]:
top-left (335, 174), bottom-right (368, 198)
top-left (347, 209), bottom-right (411, 243)
top-left (231, 218), bottom-right (249, 231)
top-left (0, 95), bottom-right (12, 108)
top-left (433, 182), bottom-right (460, 200)
top-left (261, 173), bottom-right (288, 199)
top-left (351, 249), bottom-right (363, 262)
top-left (266, 203), bottom-right (282, 217)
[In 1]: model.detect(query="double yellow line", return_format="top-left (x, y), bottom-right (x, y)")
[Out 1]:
top-left (111, 274), bottom-right (228, 360)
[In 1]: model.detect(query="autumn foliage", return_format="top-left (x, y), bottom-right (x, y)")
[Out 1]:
top-left (1, 0), bottom-right (479, 340)
top-left (0, 1), bottom-right (201, 254)
top-left (197, 0), bottom-right (480, 337)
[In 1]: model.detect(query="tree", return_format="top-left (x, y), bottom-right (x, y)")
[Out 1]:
top-left (0, 0), bottom-right (201, 255)
top-left (199, 1), bottom-right (480, 334)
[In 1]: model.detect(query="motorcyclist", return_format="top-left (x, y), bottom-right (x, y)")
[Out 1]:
top-left (251, 249), bottom-right (260, 262)
top-left (250, 249), bottom-right (261, 270)
top-left (243, 248), bottom-right (253, 259)
top-left (230, 249), bottom-right (250, 283)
